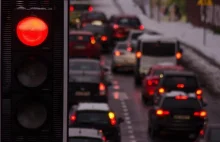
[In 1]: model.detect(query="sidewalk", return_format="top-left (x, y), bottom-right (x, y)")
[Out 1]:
top-left (117, 0), bottom-right (220, 66)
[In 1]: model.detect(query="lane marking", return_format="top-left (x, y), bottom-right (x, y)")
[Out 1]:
top-left (130, 140), bottom-right (136, 142)
top-left (113, 92), bottom-right (129, 100)
top-left (123, 108), bottom-right (128, 112)
top-left (121, 104), bottom-right (127, 109)
top-left (113, 85), bottom-right (120, 90)
top-left (126, 120), bottom-right (131, 124)
top-left (125, 116), bottom-right (130, 120)
top-left (129, 135), bottom-right (135, 139)
top-left (128, 130), bottom-right (133, 134)
top-left (124, 112), bottom-right (129, 116)
top-left (128, 125), bottom-right (133, 129)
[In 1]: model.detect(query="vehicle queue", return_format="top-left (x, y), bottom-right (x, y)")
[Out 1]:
top-left (68, 0), bottom-right (218, 142)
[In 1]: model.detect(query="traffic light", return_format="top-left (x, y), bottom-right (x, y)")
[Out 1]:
top-left (1, 5), bottom-right (66, 142)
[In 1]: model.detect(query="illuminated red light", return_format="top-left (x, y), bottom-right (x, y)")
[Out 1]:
top-left (88, 6), bottom-right (93, 12)
top-left (69, 6), bottom-right (74, 12)
top-left (139, 25), bottom-right (144, 30)
top-left (16, 16), bottom-right (48, 47)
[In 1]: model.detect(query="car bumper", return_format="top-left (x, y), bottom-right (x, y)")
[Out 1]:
top-left (112, 57), bottom-right (135, 67)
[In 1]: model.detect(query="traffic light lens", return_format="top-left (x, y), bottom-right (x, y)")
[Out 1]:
top-left (17, 59), bottom-right (48, 87)
top-left (17, 102), bottom-right (47, 129)
top-left (16, 16), bottom-right (49, 47)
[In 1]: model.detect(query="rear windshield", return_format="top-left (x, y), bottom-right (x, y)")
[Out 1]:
top-left (85, 13), bottom-right (107, 20)
top-left (163, 76), bottom-right (198, 89)
top-left (142, 42), bottom-right (176, 57)
top-left (153, 69), bottom-right (179, 76)
top-left (161, 98), bottom-right (201, 109)
top-left (117, 17), bottom-right (141, 26)
top-left (70, 4), bottom-right (90, 11)
top-left (116, 43), bottom-right (127, 50)
top-left (131, 33), bottom-right (143, 40)
top-left (70, 35), bottom-right (91, 42)
top-left (69, 61), bottom-right (100, 71)
top-left (209, 129), bottom-right (220, 141)
top-left (76, 111), bottom-right (109, 124)
top-left (69, 137), bottom-right (102, 142)
top-left (82, 25), bottom-right (105, 34)
top-left (69, 75), bottom-right (100, 83)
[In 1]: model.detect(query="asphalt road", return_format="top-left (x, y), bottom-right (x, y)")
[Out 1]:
top-left (101, 54), bottom-right (220, 142)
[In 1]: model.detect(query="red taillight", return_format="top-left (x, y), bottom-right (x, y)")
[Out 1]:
top-left (194, 110), bottom-right (207, 118)
top-left (176, 52), bottom-right (182, 59)
top-left (88, 6), bottom-right (93, 12)
top-left (196, 89), bottom-right (203, 99)
top-left (69, 6), bottom-right (74, 12)
top-left (99, 83), bottom-right (105, 91)
top-left (127, 47), bottom-right (132, 52)
top-left (70, 114), bottom-right (76, 121)
top-left (108, 112), bottom-right (116, 125)
top-left (101, 36), bottom-right (107, 41)
top-left (200, 129), bottom-right (204, 136)
top-left (177, 84), bottom-right (184, 88)
top-left (102, 136), bottom-right (106, 141)
top-left (114, 50), bottom-right (121, 56)
top-left (156, 109), bottom-right (170, 116)
top-left (139, 25), bottom-right (144, 30)
top-left (175, 95), bottom-right (188, 100)
top-left (136, 51), bottom-right (142, 58)
top-left (147, 79), bottom-right (159, 86)
top-left (158, 87), bottom-right (165, 94)
top-left (90, 36), bottom-right (96, 44)
top-left (113, 24), bottom-right (119, 29)
top-left (82, 23), bottom-right (87, 27)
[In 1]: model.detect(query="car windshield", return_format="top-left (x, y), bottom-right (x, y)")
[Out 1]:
top-left (117, 17), bottom-right (141, 26)
top-left (69, 137), bottom-right (102, 142)
top-left (163, 76), bottom-right (198, 90)
top-left (116, 43), bottom-right (127, 50)
top-left (70, 35), bottom-right (91, 42)
top-left (69, 61), bottom-right (100, 71)
top-left (142, 42), bottom-right (176, 57)
top-left (85, 13), bottom-right (107, 20)
top-left (131, 33), bottom-right (143, 40)
top-left (161, 98), bottom-right (201, 109)
top-left (76, 111), bottom-right (109, 124)
top-left (209, 128), bottom-right (220, 141)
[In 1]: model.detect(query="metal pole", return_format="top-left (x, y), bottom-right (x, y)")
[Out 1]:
top-left (203, 5), bottom-right (207, 45)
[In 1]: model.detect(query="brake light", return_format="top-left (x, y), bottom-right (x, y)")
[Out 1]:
top-left (70, 114), bottom-right (76, 121)
top-left (88, 6), bottom-right (93, 12)
top-left (156, 109), bottom-right (170, 116)
top-left (102, 136), bottom-right (106, 141)
top-left (113, 24), bottom-right (119, 29)
top-left (90, 36), bottom-right (96, 44)
top-left (175, 95), bottom-right (188, 100)
top-left (99, 83), bottom-right (105, 91)
top-left (200, 129), bottom-right (204, 136)
top-left (82, 23), bottom-right (87, 27)
top-left (194, 110), bottom-right (207, 118)
top-left (177, 84), bottom-right (184, 88)
top-left (69, 6), bottom-right (74, 12)
top-left (108, 112), bottom-right (117, 125)
top-left (139, 25), bottom-right (144, 30)
top-left (196, 89), bottom-right (202, 95)
top-left (136, 51), bottom-right (142, 58)
top-left (158, 87), bottom-right (165, 94)
top-left (127, 47), bottom-right (132, 52)
top-left (147, 79), bottom-right (159, 86)
top-left (176, 52), bottom-right (182, 59)
top-left (101, 36), bottom-right (107, 41)
top-left (114, 51), bottom-right (121, 56)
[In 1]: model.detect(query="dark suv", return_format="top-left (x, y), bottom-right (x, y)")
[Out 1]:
top-left (148, 91), bottom-right (207, 140)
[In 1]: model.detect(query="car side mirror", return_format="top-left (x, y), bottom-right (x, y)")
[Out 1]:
top-left (118, 117), bottom-right (124, 123)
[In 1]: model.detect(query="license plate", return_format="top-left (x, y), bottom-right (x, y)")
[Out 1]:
top-left (74, 46), bottom-right (85, 49)
top-left (75, 91), bottom-right (90, 96)
top-left (173, 115), bottom-right (190, 120)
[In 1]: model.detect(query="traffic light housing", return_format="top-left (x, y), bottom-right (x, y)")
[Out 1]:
top-left (1, 5), bottom-right (66, 142)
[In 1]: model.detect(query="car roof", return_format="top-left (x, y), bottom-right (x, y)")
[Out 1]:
top-left (69, 58), bottom-right (100, 64)
top-left (162, 70), bottom-right (195, 76)
top-left (69, 30), bottom-right (93, 35)
top-left (138, 34), bottom-right (177, 43)
top-left (70, 0), bottom-right (91, 5)
top-left (162, 91), bottom-right (197, 99)
top-left (69, 128), bottom-right (103, 139)
top-left (76, 102), bottom-right (110, 111)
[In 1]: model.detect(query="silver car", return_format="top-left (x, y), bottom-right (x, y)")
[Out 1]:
top-left (111, 42), bottom-right (136, 72)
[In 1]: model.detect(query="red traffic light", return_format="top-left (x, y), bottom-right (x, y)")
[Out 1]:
top-left (16, 16), bottom-right (49, 47)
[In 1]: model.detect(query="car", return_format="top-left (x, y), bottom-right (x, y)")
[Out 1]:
top-left (126, 29), bottom-right (144, 46)
top-left (69, 127), bottom-right (106, 142)
top-left (82, 24), bottom-right (113, 52)
top-left (69, 30), bottom-right (101, 59)
top-left (148, 91), bottom-right (207, 140)
top-left (196, 124), bottom-right (220, 142)
top-left (111, 42), bottom-right (136, 72)
top-left (68, 59), bottom-right (112, 106)
top-left (141, 64), bottom-right (184, 103)
top-left (134, 34), bottom-right (183, 85)
top-left (79, 11), bottom-right (108, 28)
top-left (69, 0), bottom-right (93, 28)
top-left (109, 15), bottom-right (144, 41)
top-left (69, 102), bottom-right (124, 142)
top-left (153, 70), bottom-right (204, 103)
